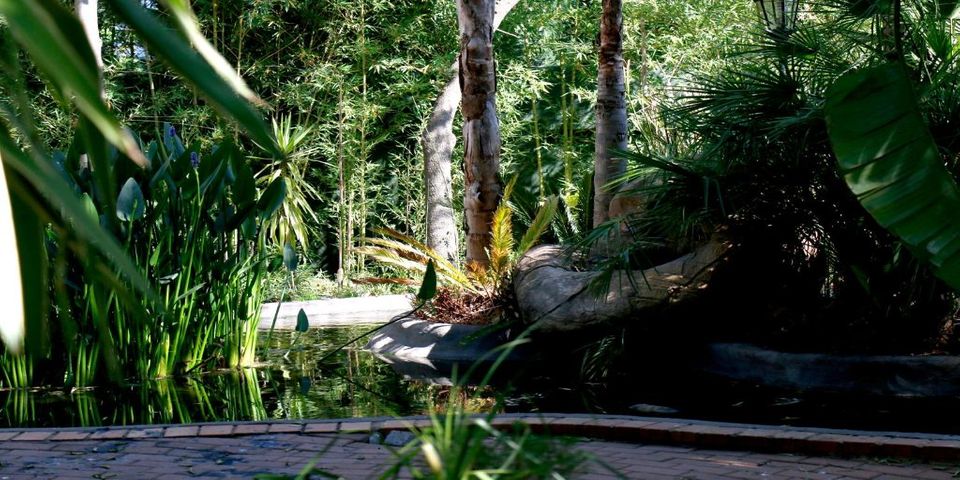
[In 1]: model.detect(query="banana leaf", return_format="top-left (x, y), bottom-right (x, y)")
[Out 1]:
top-left (825, 62), bottom-right (960, 289)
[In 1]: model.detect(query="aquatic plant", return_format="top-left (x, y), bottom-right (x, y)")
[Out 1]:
top-left (0, 0), bottom-right (282, 386)
top-left (0, 123), bottom-right (284, 388)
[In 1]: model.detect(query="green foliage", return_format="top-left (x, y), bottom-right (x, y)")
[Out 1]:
top-left (595, 0), bottom-right (960, 352)
top-left (826, 62), bottom-right (960, 290)
top-left (0, 0), bottom-right (282, 378)
top-left (360, 193), bottom-right (556, 297)
top-left (356, 228), bottom-right (478, 292)
top-left (379, 336), bottom-right (608, 480)
top-left (261, 267), bottom-right (405, 303)
top-left (417, 260), bottom-right (438, 302)
top-left (255, 115), bottom-right (320, 250)
top-left (25, 0), bottom-right (753, 283)
top-left (3, 126), bottom-right (282, 387)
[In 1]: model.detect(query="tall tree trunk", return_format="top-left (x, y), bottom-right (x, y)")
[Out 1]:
top-left (458, 0), bottom-right (501, 267)
top-left (593, 0), bottom-right (628, 228)
top-left (75, 0), bottom-right (104, 100)
top-left (423, 0), bottom-right (519, 264)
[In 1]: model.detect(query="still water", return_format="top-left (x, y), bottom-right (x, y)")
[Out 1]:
top-left (8, 326), bottom-right (960, 433)
top-left (0, 327), bottom-right (444, 428)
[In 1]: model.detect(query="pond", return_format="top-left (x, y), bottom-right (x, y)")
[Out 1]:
top-left (7, 325), bottom-right (960, 435)
top-left (0, 326), bottom-right (441, 428)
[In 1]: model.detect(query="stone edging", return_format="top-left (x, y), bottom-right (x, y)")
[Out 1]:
top-left (704, 343), bottom-right (960, 397)
top-left (259, 295), bottom-right (411, 330)
top-left (2, 414), bottom-right (959, 461)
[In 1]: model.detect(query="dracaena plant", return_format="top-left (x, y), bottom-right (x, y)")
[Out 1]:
top-left (0, 0), bottom-right (281, 384)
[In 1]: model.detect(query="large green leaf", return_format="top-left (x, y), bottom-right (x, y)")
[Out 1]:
top-left (0, 127), bottom-right (153, 298)
top-left (8, 170), bottom-right (49, 356)
top-left (105, 0), bottom-right (280, 156)
top-left (0, 162), bottom-right (25, 353)
top-left (116, 178), bottom-right (146, 222)
top-left (825, 63), bottom-right (960, 288)
top-left (417, 260), bottom-right (438, 302)
top-left (295, 309), bottom-right (309, 333)
top-left (0, 0), bottom-right (146, 166)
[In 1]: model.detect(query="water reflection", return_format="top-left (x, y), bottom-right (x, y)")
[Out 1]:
top-left (0, 327), bottom-right (436, 428)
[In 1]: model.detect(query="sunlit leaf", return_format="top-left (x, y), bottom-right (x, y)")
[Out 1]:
top-left (825, 62), bottom-right (960, 289)
top-left (8, 171), bottom-right (49, 355)
top-left (0, 0), bottom-right (146, 166)
top-left (0, 162), bottom-right (24, 353)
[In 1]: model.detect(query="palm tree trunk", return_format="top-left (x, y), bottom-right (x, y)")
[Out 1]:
top-left (593, 0), bottom-right (628, 228)
top-left (424, 0), bottom-right (519, 264)
top-left (458, 0), bottom-right (501, 267)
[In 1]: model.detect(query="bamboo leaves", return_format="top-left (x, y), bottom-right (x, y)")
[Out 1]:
top-left (158, 0), bottom-right (264, 107)
top-left (104, 0), bottom-right (280, 156)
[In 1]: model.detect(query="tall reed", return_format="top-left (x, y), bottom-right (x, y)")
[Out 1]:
top-left (0, 124), bottom-right (284, 388)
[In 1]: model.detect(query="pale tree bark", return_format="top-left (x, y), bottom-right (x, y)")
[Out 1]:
top-left (593, 0), bottom-right (628, 228)
top-left (458, 0), bottom-right (501, 267)
top-left (423, 0), bottom-right (519, 264)
top-left (515, 239), bottom-right (730, 332)
top-left (76, 0), bottom-right (104, 100)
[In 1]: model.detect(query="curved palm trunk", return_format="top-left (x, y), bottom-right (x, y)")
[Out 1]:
top-left (458, 0), bottom-right (501, 267)
top-left (593, 0), bottom-right (628, 228)
top-left (423, 0), bottom-right (519, 264)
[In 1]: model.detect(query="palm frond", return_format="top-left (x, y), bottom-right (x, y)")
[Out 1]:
top-left (517, 195), bottom-right (559, 256)
top-left (489, 202), bottom-right (514, 279)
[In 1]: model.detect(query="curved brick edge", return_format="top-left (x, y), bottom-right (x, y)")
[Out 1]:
top-left (2, 414), bottom-right (959, 461)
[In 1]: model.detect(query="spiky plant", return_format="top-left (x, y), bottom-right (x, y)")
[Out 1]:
top-left (253, 114), bottom-right (320, 251)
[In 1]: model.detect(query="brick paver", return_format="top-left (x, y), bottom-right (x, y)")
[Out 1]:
top-left (0, 415), bottom-right (957, 479)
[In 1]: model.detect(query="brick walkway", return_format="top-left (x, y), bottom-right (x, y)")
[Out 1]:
top-left (1, 415), bottom-right (959, 479)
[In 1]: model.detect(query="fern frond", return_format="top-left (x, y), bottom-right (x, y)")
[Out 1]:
top-left (374, 228), bottom-right (464, 277)
top-left (353, 246), bottom-right (428, 273)
top-left (518, 195), bottom-right (559, 255)
top-left (501, 174), bottom-right (518, 204)
top-left (490, 203), bottom-right (514, 278)
top-left (362, 237), bottom-right (431, 263)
